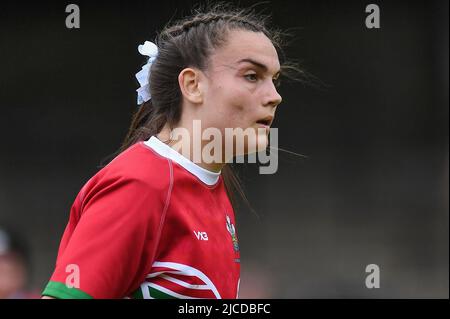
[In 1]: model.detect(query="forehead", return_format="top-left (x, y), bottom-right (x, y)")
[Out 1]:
top-left (210, 29), bottom-right (280, 73)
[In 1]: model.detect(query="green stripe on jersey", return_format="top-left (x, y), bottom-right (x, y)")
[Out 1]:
top-left (131, 287), bottom-right (144, 299)
top-left (149, 286), bottom-right (178, 299)
top-left (132, 285), bottom-right (179, 299)
top-left (42, 281), bottom-right (93, 299)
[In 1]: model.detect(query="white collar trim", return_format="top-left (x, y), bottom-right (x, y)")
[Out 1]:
top-left (144, 136), bottom-right (221, 186)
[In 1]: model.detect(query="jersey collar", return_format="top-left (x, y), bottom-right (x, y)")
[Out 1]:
top-left (144, 136), bottom-right (221, 186)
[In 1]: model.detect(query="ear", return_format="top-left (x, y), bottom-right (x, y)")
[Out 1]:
top-left (178, 68), bottom-right (204, 104)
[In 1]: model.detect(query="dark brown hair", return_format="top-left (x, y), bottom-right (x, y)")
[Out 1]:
top-left (112, 2), bottom-right (300, 212)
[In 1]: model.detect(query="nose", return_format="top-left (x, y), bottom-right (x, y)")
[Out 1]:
top-left (263, 80), bottom-right (282, 108)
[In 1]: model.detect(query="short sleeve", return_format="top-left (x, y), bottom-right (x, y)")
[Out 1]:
top-left (42, 176), bottom-right (169, 299)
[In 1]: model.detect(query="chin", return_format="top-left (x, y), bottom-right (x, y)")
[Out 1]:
top-left (229, 126), bottom-right (270, 157)
top-left (256, 131), bottom-right (269, 151)
top-left (244, 128), bottom-right (269, 155)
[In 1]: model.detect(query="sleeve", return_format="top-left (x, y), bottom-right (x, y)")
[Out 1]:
top-left (42, 176), bottom-right (169, 299)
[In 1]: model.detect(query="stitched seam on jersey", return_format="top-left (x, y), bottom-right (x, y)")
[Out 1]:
top-left (151, 158), bottom-right (173, 266)
top-left (129, 157), bottom-right (173, 298)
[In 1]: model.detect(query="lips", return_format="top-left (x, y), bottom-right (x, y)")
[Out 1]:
top-left (256, 115), bottom-right (274, 127)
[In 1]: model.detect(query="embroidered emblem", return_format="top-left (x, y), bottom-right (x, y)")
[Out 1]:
top-left (226, 215), bottom-right (239, 253)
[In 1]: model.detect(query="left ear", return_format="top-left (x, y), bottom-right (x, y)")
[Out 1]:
top-left (178, 67), bottom-right (205, 104)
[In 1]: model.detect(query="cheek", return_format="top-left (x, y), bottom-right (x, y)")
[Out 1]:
top-left (207, 77), bottom-right (257, 129)
top-left (223, 90), bottom-right (257, 128)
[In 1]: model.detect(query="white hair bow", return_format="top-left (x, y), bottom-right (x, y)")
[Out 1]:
top-left (135, 41), bottom-right (158, 105)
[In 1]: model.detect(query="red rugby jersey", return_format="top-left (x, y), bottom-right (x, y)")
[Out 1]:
top-left (42, 136), bottom-right (240, 299)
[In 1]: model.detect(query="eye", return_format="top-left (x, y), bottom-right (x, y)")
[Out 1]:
top-left (244, 73), bottom-right (258, 82)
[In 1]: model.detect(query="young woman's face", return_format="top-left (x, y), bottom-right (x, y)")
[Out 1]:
top-left (201, 29), bottom-right (282, 158)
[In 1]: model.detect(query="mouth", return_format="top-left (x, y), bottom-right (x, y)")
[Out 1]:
top-left (256, 115), bottom-right (274, 128)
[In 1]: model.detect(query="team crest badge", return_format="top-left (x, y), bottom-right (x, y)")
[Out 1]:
top-left (226, 215), bottom-right (239, 252)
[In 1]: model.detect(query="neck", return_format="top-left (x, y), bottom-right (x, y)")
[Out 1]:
top-left (157, 123), bottom-right (226, 173)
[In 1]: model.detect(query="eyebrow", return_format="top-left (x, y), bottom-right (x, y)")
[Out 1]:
top-left (236, 58), bottom-right (281, 77)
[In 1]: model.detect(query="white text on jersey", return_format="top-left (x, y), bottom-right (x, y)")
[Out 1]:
top-left (194, 231), bottom-right (209, 241)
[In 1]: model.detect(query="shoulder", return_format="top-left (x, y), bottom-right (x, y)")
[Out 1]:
top-left (80, 142), bottom-right (173, 203)
top-left (106, 141), bottom-right (171, 185)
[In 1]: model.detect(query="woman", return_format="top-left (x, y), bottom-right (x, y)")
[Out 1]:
top-left (42, 3), bottom-right (287, 299)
